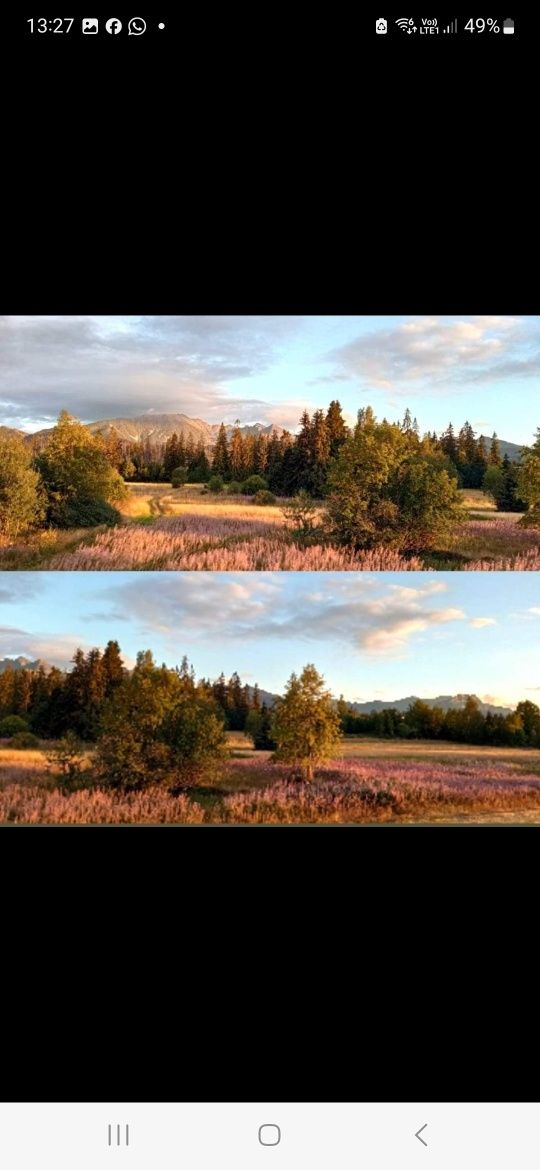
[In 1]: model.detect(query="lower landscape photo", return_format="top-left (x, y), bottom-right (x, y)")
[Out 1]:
top-left (1, 570), bottom-right (539, 825)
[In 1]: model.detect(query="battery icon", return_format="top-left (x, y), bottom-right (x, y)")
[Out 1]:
top-left (503, 18), bottom-right (514, 33)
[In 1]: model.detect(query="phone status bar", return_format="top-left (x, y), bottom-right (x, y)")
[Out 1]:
top-left (375, 16), bottom-right (515, 36)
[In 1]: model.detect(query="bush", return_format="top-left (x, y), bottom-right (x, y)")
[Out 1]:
top-left (0, 715), bottom-right (29, 738)
top-left (160, 697), bottom-right (228, 792)
top-left (171, 465), bottom-right (188, 488)
top-left (11, 732), bottom-right (40, 749)
top-left (242, 475), bottom-right (268, 495)
top-left (281, 490), bottom-right (322, 544)
top-left (48, 496), bottom-right (121, 528)
top-left (45, 732), bottom-right (86, 790)
top-left (254, 490), bottom-right (276, 506)
top-left (208, 475), bottom-right (224, 493)
top-left (227, 481), bottom-right (243, 495)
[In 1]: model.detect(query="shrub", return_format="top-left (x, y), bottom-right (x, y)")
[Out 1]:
top-left (160, 697), bottom-right (228, 792)
top-left (0, 715), bottom-right (29, 738)
top-left (171, 465), bottom-right (188, 488)
top-left (242, 475), bottom-right (268, 495)
top-left (11, 731), bottom-right (40, 749)
top-left (48, 496), bottom-right (121, 528)
top-left (45, 732), bottom-right (86, 790)
top-left (207, 474), bottom-right (224, 493)
top-left (227, 481), bottom-right (243, 495)
top-left (254, 490), bottom-right (276, 506)
top-left (281, 490), bottom-right (322, 544)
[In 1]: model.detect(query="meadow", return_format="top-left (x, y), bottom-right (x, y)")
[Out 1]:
top-left (1, 484), bottom-right (539, 571)
top-left (3, 734), bottom-right (540, 825)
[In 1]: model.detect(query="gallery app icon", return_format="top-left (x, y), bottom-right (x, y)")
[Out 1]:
top-left (82, 17), bottom-right (99, 33)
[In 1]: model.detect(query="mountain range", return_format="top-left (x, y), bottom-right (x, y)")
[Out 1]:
top-left (26, 413), bottom-right (280, 451)
top-left (0, 414), bottom-right (527, 458)
top-left (245, 686), bottom-right (512, 716)
top-left (0, 656), bottom-right (53, 674)
top-left (347, 693), bottom-right (513, 717)
top-left (0, 662), bottom-right (514, 715)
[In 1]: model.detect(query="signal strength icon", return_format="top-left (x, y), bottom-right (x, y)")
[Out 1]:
top-left (443, 18), bottom-right (458, 33)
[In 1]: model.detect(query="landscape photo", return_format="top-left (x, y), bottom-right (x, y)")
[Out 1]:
top-left (1, 315), bottom-right (540, 570)
top-left (1, 570), bottom-right (540, 825)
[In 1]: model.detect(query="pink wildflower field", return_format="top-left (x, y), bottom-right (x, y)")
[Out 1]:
top-left (3, 750), bottom-right (540, 825)
top-left (36, 510), bottom-right (540, 571)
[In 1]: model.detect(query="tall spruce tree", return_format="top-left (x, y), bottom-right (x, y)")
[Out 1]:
top-left (212, 423), bottom-right (231, 478)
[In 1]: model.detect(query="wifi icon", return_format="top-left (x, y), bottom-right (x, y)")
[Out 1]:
top-left (395, 17), bottom-right (417, 32)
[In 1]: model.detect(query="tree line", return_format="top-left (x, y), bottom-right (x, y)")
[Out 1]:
top-left (1, 645), bottom-right (538, 771)
top-left (338, 695), bottom-right (540, 748)
top-left (0, 651), bottom-right (340, 787)
top-left (2, 406), bottom-right (540, 548)
top-left (0, 645), bottom-right (275, 746)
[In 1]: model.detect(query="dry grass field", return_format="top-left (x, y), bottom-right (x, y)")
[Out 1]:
top-left (3, 735), bottom-right (540, 824)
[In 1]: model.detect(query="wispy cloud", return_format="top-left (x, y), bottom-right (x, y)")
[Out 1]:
top-left (469, 617), bottom-right (497, 628)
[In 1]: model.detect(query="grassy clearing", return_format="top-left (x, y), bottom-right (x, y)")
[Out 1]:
top-left (3, 737), bottom-right (540, 824)
top-left (2, 484), bottom-right (539, 570)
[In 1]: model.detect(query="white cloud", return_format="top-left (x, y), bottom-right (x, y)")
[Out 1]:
top-left (0, 625), bottom-right (90, 668)
top-left (97, 573), bottom-right (466, 661)
top-left (328, 315), bottom-right (528, 395)
top-left (469, 617), bottom-right (497, 628)
top-left (0, 315), bottom-right (305, 430)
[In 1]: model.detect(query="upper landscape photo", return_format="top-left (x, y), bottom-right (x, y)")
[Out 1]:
top-left (1, 314), bottom-right (539, 571)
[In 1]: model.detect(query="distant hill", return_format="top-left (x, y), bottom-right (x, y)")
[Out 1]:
top-left (249, 689), bottom-right (512, 716)
top-left (28, 413), bottom-right (280, 451)
top-left (0, 425), bottom-right (24, 440)
top-left (479, 436), bottom-right (525, 462)
top-left (0, 656), bottom-right (52, 674)
top-left (349, 694), bottom-right (512, 717)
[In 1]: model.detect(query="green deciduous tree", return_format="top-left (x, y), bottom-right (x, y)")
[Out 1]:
top-left (160, 695), bottom-right (227, 791)
top-left (0, 433), bottom-right (45, 539)
top-left (271, 664), bottom-right (342, 782)
top-left (325, 412), bottom-right (462, 552)
top-left (96, 652), bottom-right (227, 792)
top-left (517, 428), bottom-right (540, 527)
top-left (35, 410), bottom-right (127, 526)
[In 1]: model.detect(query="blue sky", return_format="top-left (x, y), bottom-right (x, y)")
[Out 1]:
top-left (1, 315), bottom-right (539, 443)
top-left (1, 572), bottom-right (539, 707)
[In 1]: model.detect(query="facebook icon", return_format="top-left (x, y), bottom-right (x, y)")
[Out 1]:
top-left (105, 17), bottom-right (122, 33)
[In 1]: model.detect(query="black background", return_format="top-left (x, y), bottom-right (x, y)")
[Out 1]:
top-left (0, 8), bottom-right (537, 1102)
